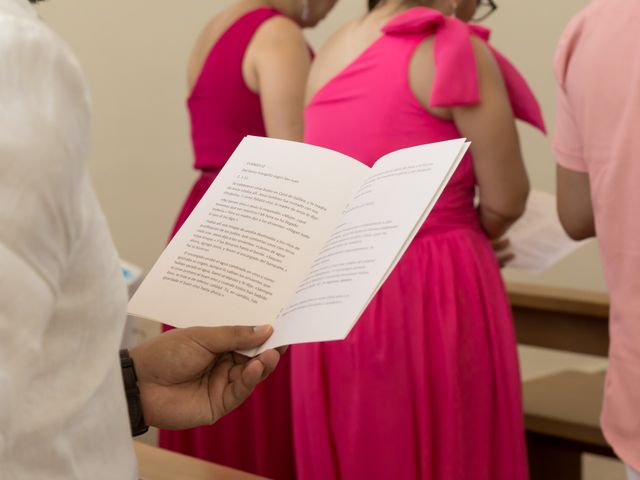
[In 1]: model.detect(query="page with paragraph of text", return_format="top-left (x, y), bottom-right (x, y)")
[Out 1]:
top-left (251, 139), bottom-right (469, 354)
top-left (128, 136), bottom-right (368, 331)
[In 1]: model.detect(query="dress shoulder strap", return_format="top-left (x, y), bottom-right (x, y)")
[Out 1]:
top-left (383, 7), bottom-right (546, 133)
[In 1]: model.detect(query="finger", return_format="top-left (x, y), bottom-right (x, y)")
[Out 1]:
top-left (186, 325), bottom-right (274, 354)
top-left (227, 362), bottom-right (245, 383)
top-left (221, 359), bottom-right (266, 415)
top-left (497, 252), bottom-right (515, 268)
top-left (229, 349), bottom-right (277, 384)
top-left (208, 354), bottom-right (235, 420)
top-left (492, 237), bottom-right (510, 250)
top-left (255, 349), bottom-right (280, 378)
top-left (231, 351), bottom-right (251, 364)
top-left (223, 350), bottom-right (281, 414)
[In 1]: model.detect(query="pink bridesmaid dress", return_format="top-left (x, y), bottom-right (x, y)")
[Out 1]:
top-left (290, 8), bottom-right (546, 480)
top-left (160, 8), bottom-right (296, 480)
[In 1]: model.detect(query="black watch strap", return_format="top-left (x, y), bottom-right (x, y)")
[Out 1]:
top-left (120, 349), bottom-right (149, 437)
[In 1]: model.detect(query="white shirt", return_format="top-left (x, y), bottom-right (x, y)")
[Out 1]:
top-left (0, 0), bottom-right (137, 477)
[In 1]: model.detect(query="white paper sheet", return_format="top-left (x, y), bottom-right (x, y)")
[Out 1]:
top-left (506, 190), bottom-right (588, 273)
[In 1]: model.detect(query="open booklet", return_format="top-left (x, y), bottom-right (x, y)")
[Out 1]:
top-left (128, 136), bottom-right (469, 355)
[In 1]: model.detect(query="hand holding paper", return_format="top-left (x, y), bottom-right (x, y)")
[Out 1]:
top-left (505, 190), bottom-right (588, 273)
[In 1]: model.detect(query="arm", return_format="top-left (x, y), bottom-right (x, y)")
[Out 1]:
top-left (556, 165), bottom-right (595, 240)
top-left (552, 48), bottom-right (594, 241)
top-left (452, 38), bottom-right (529, 240)
top-left (0, 18), bottom-right (88, 446)
top-left (244, 16), bottom-right (312, 141)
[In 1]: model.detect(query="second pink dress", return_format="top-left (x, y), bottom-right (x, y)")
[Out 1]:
top-left (291, 8), bottom-right (546, 480)
top-left (160, 8), bottom-right (296, 480)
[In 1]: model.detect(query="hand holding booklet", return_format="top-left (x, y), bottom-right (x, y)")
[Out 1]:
top-left (128, 136), bottom-right (468, 355)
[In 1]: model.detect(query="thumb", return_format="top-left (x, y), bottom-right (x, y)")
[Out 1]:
top-left (185, 325), bottom-right (274, 353)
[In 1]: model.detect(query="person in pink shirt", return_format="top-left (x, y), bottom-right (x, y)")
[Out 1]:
top-left (553, 1), bottom-right (640, 478)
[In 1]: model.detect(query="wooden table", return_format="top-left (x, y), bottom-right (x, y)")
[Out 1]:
top-left (507, 283), bottom-right (618, 478)
top-left (507, 282), bottom-right (610, 356)
top-left (134, 442), bottom-right (269, 480)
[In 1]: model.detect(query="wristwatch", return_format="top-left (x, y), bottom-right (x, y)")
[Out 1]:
top-left (120, 349), bottom-right (149, 437)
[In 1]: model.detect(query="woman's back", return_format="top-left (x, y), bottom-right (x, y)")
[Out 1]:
top-left (306, 6), bottom-right (545, 237)
top-left (187, 5), bottom-right (283, 171)
top-left (306, 9), bottom-right (480, 235)
top-left (291, 7), bottom-right (545, 480)
top-left (305, 8), bottom-right (456, 162)
top-left (161, 4), bottom-right (314, 479)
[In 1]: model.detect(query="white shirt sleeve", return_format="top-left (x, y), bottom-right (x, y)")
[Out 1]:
top-left (0, 13), bottom-right (91, 446)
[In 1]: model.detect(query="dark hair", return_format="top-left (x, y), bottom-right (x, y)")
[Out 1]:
top-left (369, 1), bottom-right (435, 11)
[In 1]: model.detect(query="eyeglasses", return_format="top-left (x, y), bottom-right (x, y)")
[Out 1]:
top-left (473, 0), bottom-right (497, 22)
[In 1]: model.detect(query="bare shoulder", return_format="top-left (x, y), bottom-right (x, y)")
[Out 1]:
top-left (314, 19), bottom-right (361, 63)
top-left (244, 14), bottom-right (310, 94)
top-left (410, 34), bottom-right (436, 70)
top-left (252, 14), bottom-right (306, 50)
top-left (306, 19), bottom-right (369, 102)
top-left (192, 4), bottom-right (251, 51)
top-left (188, 4), bottom-right (259, 85)
top-left (468, 35), bottom-right (503, 83)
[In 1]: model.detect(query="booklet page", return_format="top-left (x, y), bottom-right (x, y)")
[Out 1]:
top-left (128, 136), bottom-right (368, 329)
top-left (250, 139), bottom-right (468, 354)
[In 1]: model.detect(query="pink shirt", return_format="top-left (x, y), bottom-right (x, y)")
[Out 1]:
top-left (553, 0), bottom-right (640, 469)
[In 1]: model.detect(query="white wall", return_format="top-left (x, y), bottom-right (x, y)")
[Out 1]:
top-left (36, 0), bottom-right (606, 293)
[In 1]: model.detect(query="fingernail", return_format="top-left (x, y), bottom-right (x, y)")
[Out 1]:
top-left (253, 325), bottom-right (272, 335)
